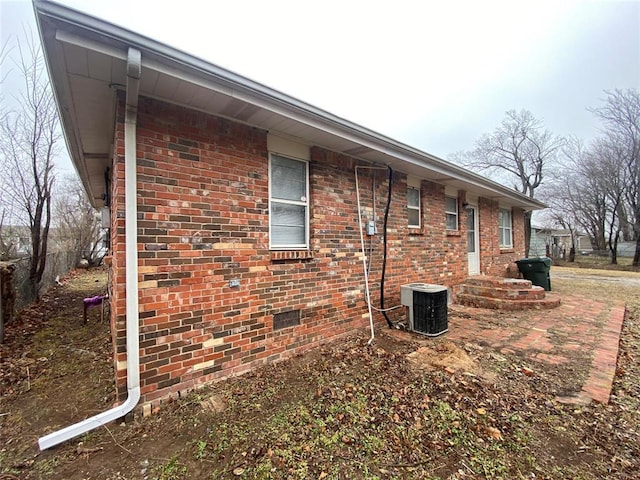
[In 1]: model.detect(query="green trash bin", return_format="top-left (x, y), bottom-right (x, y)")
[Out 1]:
top-left (516, 257), bottom-right (552, 291)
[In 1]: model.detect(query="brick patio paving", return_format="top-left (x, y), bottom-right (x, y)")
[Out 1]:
top-left (387, 294), bottom-right (626, 405)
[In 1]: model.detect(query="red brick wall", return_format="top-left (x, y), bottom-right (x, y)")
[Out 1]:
top-left (477, 197), bottom-right (526, 277)
top-left (109, 96), bottom-right (526, 406)
top-left (110, 102), bottom-right (127, 389)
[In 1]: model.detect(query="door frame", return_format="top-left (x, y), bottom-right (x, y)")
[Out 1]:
top-left (467, 204), bottom-right (480, 275)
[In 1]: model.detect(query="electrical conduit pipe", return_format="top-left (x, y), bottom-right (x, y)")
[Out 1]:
top-left (379, 166), bottom-right (394, 328)
top-left (38, 47), bottom-right (142, 450)
top-left (355, 166), bottom-right (389, 344)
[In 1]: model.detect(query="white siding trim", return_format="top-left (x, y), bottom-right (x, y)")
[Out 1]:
top-left (267, 133), bottom-right (310, 161)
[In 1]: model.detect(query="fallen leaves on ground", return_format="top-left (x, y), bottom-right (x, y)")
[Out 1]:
top-left (1, 268), bottom-right (639, 480)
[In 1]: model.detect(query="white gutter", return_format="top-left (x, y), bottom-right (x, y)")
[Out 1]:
top-left (38, 47), bottom-right (142, 450)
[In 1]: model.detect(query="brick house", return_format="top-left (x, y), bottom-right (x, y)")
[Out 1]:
top-left (35, 1), bottom-right (544, 448)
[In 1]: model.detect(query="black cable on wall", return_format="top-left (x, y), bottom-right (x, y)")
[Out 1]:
top-left (380, 166), bottom-right (394, 329)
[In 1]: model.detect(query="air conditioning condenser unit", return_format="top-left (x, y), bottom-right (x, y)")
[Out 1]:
top-left (400, 283), bottom-right (448, 336)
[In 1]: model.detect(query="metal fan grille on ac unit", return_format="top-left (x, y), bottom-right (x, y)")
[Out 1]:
top-left (400, 283), bottom-right (448, 336)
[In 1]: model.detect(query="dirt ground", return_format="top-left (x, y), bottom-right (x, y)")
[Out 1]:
top-left (1, 265), bottom-right (639, 479)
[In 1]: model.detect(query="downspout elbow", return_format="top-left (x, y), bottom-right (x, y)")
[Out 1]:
top-left (38, 387), bottom-right (140, 450)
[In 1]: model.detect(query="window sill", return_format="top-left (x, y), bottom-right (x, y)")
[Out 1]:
top-left (408, 228), bottom-right (424, 235)
top-left (500, 248), bottom-right (515, 254)
top-left (270, 250), bottom-right (313, 261)
top-left (446, 230), bottom-right (461, 237)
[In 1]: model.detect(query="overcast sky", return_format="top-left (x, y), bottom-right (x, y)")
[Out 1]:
top-left (1, 0), bottom-right (639, 173)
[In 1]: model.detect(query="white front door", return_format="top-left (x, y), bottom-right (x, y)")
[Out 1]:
top-left (467, 205), bottom-right (480, 275)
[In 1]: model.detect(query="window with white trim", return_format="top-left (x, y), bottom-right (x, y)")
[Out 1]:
top-left (269, 154), bottom-right (309, 249)
top-left (407, 187), bottom-right (420, 228)
top-left (445, 196), bottom-right (458, 231)
top-left (499, 208), bottom-right (513, 248)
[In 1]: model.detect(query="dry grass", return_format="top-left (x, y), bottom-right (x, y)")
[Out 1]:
top-left (551, 265), bottom-right (640, 314)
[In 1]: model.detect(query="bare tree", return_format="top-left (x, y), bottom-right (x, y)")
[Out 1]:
top-left (591, 138), bottom-right (628, 263)
top-left (590, 89), bottom-right (640, 266)
top-left (0, 38), bottom-right (14, 252)
top-left (463, 109), bottom-right (565, 256)
top-left (0, 38), bottom-right (10, 344)
top-left (0, 32), bottom-right (60, 299)
top-left (568, 159), bottom-right (608, 253)
top-left (0, 37), bottom-right (11, 102)
top-left (54, 176), bottom-right (104, 267)
top-left (541, 144), bottom-right (583, 262)
top-left (546, 131), bottom-right (630, 264)
top-left (541, 195), bottom-right (580, 262)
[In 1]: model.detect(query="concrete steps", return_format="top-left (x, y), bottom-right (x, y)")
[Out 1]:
top-left (457, 276), bottom-right (561, 311)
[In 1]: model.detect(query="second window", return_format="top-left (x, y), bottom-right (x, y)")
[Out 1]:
top-left (445, 196), bottom-right (458, 231)
top-left (499, 208), bottom-right (513, 248)
top-left (407, 187), bottom-right (421, 228)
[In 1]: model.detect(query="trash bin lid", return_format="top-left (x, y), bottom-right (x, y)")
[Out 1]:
top-left (516, 257), bottom-right (551, 265)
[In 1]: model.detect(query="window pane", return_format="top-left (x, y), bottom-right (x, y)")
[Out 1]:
top-left (272, 224), bottom-right (305, 245)
top-left (499, 209), bottom-right (511, 228)
top-left (272, 202), bottom-right (305, 227)
top-left (467, 208), bottom-right (475, 230)
top-left (408, 209), bottom-right (420, 227)
top-left (407, 188), bottom-right (419, 208)
top-left (271, 155), bottom-right (306, 201)
top-left (446, 213), bottom-right (458, 230)
top-left (467, 207), bottom-right (475, 251)
top-left (501, 229), bottom-right (511, 247)
top-left (271, 202), bottom-right (306, 245)
top-left (445, 196), bottom-right (457, 213)
top-left (467, 231), bottom-right (476, 253)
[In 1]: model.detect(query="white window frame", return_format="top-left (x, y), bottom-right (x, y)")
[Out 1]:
top-left (407, 186), bottom-right (421, 228)
top-left (268, 153), bottom-right (309, 250)
top-left (445, 196), bottom-right (458, 231)
top-left (499, 208), bottom-right (513, 248)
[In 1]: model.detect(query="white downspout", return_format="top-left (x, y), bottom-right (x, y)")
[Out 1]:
top-left (355, 166), bottom-right (388, 345)
top-left (39, 47), bottom-right (142, 450)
